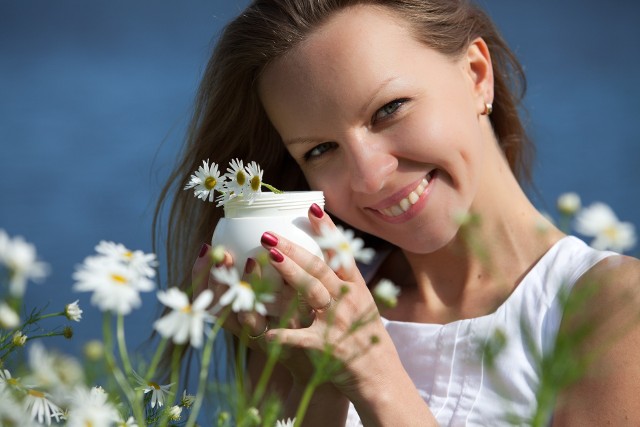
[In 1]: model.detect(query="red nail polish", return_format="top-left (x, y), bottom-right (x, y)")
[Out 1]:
top-left (309, 203), bottom-right (324, 218)
top-left (198, 244), bottom-right (208, 258)
top-left (244, 258), bottom-right (256, 274)
top-left (261, 232), bottom-right (278, 247)
top-left (269, 248), bottom-right (284, 263)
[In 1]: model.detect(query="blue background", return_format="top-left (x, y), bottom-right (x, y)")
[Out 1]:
top-left (1, 0), bottom-right (639, 360)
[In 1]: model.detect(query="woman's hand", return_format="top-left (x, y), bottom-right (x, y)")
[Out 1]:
top-left (259, 206), bottom-right (391, 394)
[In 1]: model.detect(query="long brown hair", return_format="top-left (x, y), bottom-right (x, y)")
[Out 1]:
top-left (153, 0), bottom-right (531, 296)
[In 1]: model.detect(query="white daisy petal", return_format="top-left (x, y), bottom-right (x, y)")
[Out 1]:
top-left (153, 288), bottom-right (214, 348)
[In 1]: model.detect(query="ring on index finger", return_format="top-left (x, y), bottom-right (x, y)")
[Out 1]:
top-left (315, 297), bottom-right (335, 313)
top-left (247, 319), bottom-right (270, 340)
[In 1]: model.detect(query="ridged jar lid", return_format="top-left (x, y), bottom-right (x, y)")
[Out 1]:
top-left (223, 191), bottom-right (325, 218)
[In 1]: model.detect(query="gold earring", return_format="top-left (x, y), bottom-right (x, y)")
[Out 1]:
top-left (482, 102), bottom-right (493, 116)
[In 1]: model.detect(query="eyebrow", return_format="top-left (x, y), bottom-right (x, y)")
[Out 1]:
top-left (282, 76), bottom-right (400, 147)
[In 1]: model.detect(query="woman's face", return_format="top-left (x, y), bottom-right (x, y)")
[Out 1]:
top-left (259, 5), bottom-right (494, 254)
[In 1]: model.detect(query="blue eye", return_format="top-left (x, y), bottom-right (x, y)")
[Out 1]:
top-left (374, 98), bottom-right (409, 122)
top-left (304, 141), bottom-right (337, 161)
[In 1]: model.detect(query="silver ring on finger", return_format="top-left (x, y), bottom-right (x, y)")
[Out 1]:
top-left (315, 297), bottom-right (335, 312)
top-left (248, 319), bottom-right (270, 340)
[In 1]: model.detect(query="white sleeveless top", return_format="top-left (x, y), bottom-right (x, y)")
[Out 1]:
top-left (345, 236), bottom-right (616, 426)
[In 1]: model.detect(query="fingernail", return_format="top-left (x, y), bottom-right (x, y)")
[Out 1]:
top-left (198, 244), bottom-right (209, 258)
top-left (261, 232), bottom-right (278, 247)
top-left (269, 248), bottom-right (284, 263)
top-left (309, 203), bottom-right (324, 218)
top-left (244, 257), bottom-right (256, 274)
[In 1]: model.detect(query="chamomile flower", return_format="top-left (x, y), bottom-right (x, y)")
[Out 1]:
top-left (95, 241), bottom-right (158, 278)
top-left (168, 405), bottom-right (182, 421)
top-left (133, 372), bottom-right (173, 409)
top-left (23, 389), bottom-right (63, 426)
top-left (0, 369), bottom-right (22, 391)
top-left (373, 279), bottom-right (401, 308)
top-left (243, 161), bottom-right (264, 204)
top-left (211, 266), bottom-right (274, 315)
top-left (26, 342), bottom-right (84, 393)
top-left (315, 225), bottom-right (375, 271)
top-left (153, 287), bottom-right (215, 348)
top-left (73, 255), bottom-right (155, 315)
top-left (180, 390), bottom-right (195, 408)
top-left (557, 192), bottom-right (581, 216)
top-left (12, 330), bottom-right (27, 346)
top-left (0, 229), bottom-right (49, 297)
top-left (117, 416), bottom-right (138, 427)
top-left (224, 158), bottom-right (249, 200)
top-left (65, 386), bottom-right (120, 427)
top-left (0, 302), bottom-right (19, 329)
top-left (184, 159), bottom-right (225, 203)
top-left (64, 299), bottom-right (83, 322)
top-left (0, 386), bottom-right (35, 427)
top-left (574, 202), bottom-right (637, 253)
top-left (276, 417), bottom-right (296, 427)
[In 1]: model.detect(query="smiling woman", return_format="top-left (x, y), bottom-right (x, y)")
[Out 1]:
top-left (154, 0), bottom-right (640, 425)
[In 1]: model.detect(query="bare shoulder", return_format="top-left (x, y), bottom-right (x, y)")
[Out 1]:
top-left (552, 254), bottom-right (640, 426)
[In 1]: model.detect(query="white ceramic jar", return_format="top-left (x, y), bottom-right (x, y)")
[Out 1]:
top-left (211, 191), bottom-right (325, 279)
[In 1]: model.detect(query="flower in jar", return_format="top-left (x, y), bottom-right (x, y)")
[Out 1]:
top-left (184, 159), bottom-right (225, 203)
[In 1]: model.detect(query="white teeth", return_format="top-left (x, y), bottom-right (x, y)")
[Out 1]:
top-left (408, 191), bottom-right (419, 204)
top-left (378, 175), bottom-right (431, 217)
top-left (390, 205), bottom-right (404, 216)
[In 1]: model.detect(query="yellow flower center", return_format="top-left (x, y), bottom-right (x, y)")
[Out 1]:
top-left (339, 242), bottom-right (351, 252)
top-left (111, 274), bottom-right (128, 285)
top-left (236, 171), bottom-right (246, 186)
top-left (181, 304), bottom-right (192, 314)
top-left (239, 281), bottom-right (252, 289)
top-left (7, 378), bottom-right (19, 386)
top-left (604, 226), bottom-right (619, 240)
top-left (124, 251), bottom-right (133, 259)
top-left (204, 176), bottom-right (217, 190)
top-left (148, 381), bottom-right (161, 390)
top-left (250, 175), bottom-right (261, 192)
top-left (27, 389), bottom-right (45, 398)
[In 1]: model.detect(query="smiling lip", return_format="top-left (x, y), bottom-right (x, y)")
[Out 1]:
top-left (371, 170), bottom-right (436, 219)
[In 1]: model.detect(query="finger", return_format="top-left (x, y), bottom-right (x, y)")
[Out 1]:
top-left (306, 205), bottom-right (361, 281)
top-left (265, 246), bottom-right (335, 313)
top-left (192, 244), bottom-right (216, 294)
top-left (237, 310), bottom-right (269, 338)
top-left (261, 231), bottom-right (341, 297)
top-left (266, 326), bottom-right (321, 350)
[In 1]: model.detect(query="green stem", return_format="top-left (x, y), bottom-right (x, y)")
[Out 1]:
top-left (293, 375), bottom-right (321, 427)
top-left (38, 311), bottom-right (65, 320)
top-left (102, 313), bottom-right (146, 426)
top-left (186, 309), bottom-right (230, 427)
top-left (145, 337), bottom-right (168, 381)
top-left (158, 344), bottom-right (184, 427)
top-left (250, 298), bottom-right (299, 408)
top-left (261, 183), bottom-right (283, 194)
top-left (116, 314), bottom-right (134, 378)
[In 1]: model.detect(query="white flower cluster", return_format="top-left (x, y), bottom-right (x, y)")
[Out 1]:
top-left (314, 225), bottom-right (375, 271)
top-left (72, 241), bottom-right (158, 315)
top-left (0, 229), bottom-right (49, 299)
top-left (556, 193), bottom-right (637, 253)
top-left (184, 158), bottom-right (266, 206)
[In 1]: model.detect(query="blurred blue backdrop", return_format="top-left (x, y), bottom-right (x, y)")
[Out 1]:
top-left (1, 0), bottom-right (638, 360)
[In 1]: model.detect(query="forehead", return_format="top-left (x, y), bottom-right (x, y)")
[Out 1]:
top-left (258, 5), bottom-right (449, 136)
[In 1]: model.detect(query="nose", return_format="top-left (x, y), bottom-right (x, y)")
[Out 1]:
top-left (345, 133), bottom-right (396, 194)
